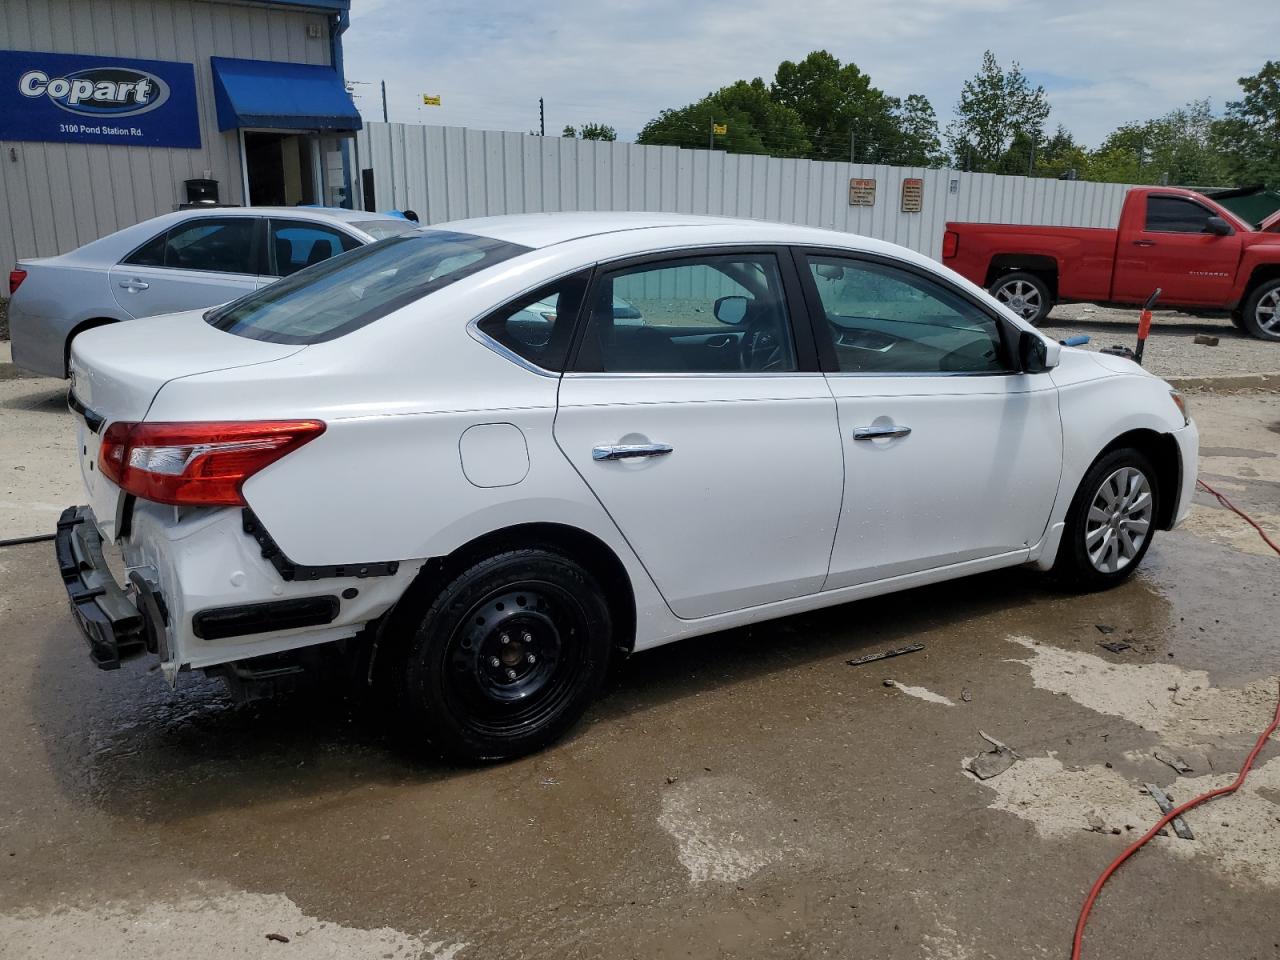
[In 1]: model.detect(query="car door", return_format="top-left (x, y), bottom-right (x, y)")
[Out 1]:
top-left (265, 218), bottom-right (362, 278)
top-left (108, 216), bottom-right (263, 318)
top-left (1111, 195), bottom-right (1241, 305)
top-left (553, 249), bottom-right (843, 620)
top-left (796, 250), bottom-right (1063, 590)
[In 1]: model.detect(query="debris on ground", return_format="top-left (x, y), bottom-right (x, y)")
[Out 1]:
top-left (966, 731), bottom-right (1021, 780)
top-left (1144, 782), bottom-right (1196, 839)
top-left (1098, 640), bottom-right (1132, 654)
top-left (961, 688), bottom-right (973, 703)
top-left (1095, 624), bottom-right (1116, 635)
top-left (883, 679), bottom-right (956, 706)
top-left (265, 933), bottom-right (290, 943)
top-left (847, 643), bottom-right (924, 667)
top-left (1193, 334), bottom-right (1220, 346)
top-left (1153, 749), bottom-right (1193, 774)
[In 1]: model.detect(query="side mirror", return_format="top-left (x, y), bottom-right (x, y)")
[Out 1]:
top-left (1206, 216), bottom-right (1233, 236)
top-left (714, 295), bottom-right (749, 325)
top-left (1018, 330), bottom-right (1058, 373)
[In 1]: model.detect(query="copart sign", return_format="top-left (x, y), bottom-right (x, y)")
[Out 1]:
top-left (0, 50), bottom-right (200, 147)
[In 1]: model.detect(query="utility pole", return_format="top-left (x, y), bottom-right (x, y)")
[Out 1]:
top-left (380, 80), bottom-right (388, 123)
top-left (539, 97), bottom-right (545, 136)
top-left (709, 119), bottom-right (715, 151)
top-left (1027, 140), bottom-right (1036, 177)
top-left (849, 130), bottom-right (856, 164)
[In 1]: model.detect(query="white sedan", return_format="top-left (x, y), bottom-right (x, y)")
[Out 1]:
top-left (8, 206), bottom-right (417, 377)
top-left (58, 213), bottom-right (1198, 761)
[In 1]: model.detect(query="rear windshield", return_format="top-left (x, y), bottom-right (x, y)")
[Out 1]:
top-left (206, 230), bottom-right (530, 344)
top-left (352, 218), bottom-right (420, 239)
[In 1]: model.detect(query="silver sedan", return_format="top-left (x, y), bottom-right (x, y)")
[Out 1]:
top-left (8, 206), bottom-right (417, 378)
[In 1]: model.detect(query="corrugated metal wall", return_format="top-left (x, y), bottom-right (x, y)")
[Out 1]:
top-left (354, 123), bottom-right (1135, 259)
top-left (0, 0), bottom-right (332, 272)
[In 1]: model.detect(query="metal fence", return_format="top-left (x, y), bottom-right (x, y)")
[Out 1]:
top-left (353, 123), bottom-right (1135, 259)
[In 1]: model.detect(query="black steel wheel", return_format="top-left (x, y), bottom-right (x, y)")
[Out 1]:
top-left (396, 548), bottom-right (612, 761)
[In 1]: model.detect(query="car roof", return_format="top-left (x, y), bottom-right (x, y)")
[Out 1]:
top-left (174, 206), bottom-right (402, 224)
top-left (432, 211), bottom-right (883, 251)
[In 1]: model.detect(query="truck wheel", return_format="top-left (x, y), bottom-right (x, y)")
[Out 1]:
top-left (395, 548), bottom-right (613, 762)
top-left (1241, 279), bottom-right (1280, 341)
top-left (990, 272), bottom-right (1053, 324)
top-left (1052, 447), bottom-right (1159, 591)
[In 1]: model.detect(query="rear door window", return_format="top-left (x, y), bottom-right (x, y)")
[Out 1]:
top-left (123, 217), bottom-right (258, 275)
top-left (268, 220), bottom-right (361, 277)
top-left (206, 230), bottom-right (530, 344)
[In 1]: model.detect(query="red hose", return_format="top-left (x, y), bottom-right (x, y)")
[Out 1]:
top-left (1071, 478), bottom-right (1280, 959)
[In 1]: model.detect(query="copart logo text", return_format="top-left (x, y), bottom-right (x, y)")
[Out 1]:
top-left (19, 66), bottom-right (170, 118)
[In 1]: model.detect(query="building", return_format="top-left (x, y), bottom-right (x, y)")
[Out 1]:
top-left (0, 0), bottom-right (361, 274)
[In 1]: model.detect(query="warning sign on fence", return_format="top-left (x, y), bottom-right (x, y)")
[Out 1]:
top-left (848, 178), bottom-right (876, 206)
top-left (901, 178), bottom-right (923, 213)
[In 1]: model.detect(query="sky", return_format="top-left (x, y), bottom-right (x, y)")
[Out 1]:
top-left (342, 0), bottom-right (1278, 150)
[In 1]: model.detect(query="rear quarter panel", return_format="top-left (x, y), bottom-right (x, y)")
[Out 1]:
top-left (943, 224), bottom-right (1118, 301)
top-left (8, 261), bottom-right (122, 376)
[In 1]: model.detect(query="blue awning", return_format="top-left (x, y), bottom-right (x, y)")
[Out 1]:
top-left (210, 56), bottom-right (361, 133)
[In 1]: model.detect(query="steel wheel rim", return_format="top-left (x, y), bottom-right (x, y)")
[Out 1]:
top-left (995, 279), bottom-right (1042, 320)
top-left (1256, 289), bottom-right (1280, 334)
top-left (442, 581), bottom-right (587, 736)
top-left (1084, 466), bottom-right (1153, 574)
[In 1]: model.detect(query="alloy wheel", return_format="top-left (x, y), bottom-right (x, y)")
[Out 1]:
top-left (1256, 288), bottom-right (1280, 336)
top-left (994, 279), bottom-right (1042, 321)
top-left (1084, 466), bottom-right (1153, 574)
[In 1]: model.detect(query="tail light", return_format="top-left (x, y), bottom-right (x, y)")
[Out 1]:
top-left (9, 268), bottom-right (26, 294)
top-left (942, 231), bottom-right (959, 259)
top-left (99, 420), bottom-right (325, 506)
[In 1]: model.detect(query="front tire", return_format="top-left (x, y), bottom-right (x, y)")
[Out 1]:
top-left (1241, 279), bottom-right (1280, 341)
top-left (395, 549), bottom-right (613, 762)
top-left (990, 271), bottom-right (1054, 324)
top-left (1052, 448), bottom-right (1159, 591)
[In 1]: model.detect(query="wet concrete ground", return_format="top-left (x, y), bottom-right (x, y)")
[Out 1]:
top-left (1, 391), bottom-right (1279, 959)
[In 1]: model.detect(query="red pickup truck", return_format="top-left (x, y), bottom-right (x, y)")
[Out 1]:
top-left (942, 186), bottom-right (1280, 340)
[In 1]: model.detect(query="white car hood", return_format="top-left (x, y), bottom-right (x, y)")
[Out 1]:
top-left (69, 309), bottom-right (306, 422)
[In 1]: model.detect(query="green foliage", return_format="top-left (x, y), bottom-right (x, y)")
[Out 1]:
top-left (895, 94), bottom-right (947, 167)
top-left (947, 51), bottom-right (1050, 172)
top-left (562, 123), bottom-right (617, 141)
top-left (771, 51), bottom-right (905, 162)
top-left (1086, 101), bottom-right (1229, 186)
top-left (1212, 61), bottom-right (1280, 187)
top-left (638, 78), bottom-right (810, 157)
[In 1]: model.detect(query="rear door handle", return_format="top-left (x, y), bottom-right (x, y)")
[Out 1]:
top-left (118, 279), bottom-right (150, 291)
top-left (1132, 239), bottom-right (1156, 247)
top-left (592, 442), bottom-right (673, 461)
top-left (853, 425), bottom-right (911, 441)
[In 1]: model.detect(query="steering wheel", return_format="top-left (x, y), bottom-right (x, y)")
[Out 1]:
top-left (740, 316), bottom-right (787, 371)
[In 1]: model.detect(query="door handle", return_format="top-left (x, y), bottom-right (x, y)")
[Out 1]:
top-left (1132, 239), bottom-right (1156, 247)
top-left (853, 425), bottom-right (911, 441)
top-left (118, 279), bottom-right (150, 291)
top-left (592, 442), bottom-right (673, 461)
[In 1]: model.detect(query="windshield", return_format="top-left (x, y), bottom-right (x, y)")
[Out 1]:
top-left (206, 230), bottom-right (530, 344)
top-left (352, 219), bottom-right (420, 240)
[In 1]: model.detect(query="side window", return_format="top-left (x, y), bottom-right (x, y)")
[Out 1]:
top-left (575, 254), bottom-right (796, 373)
top-left (127, 217), bottom-right (257, 274)
top-left (269, 220), bottom-right (362, 277)
top-left (476, 272), bottom-right (590, 372)
top-left (806, 255), bottom-right (1007, 374)
top-left (1145, 197), bottom-right (1214, 234)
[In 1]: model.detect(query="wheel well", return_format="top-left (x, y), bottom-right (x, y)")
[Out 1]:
top-left (1098, 429), bottom-right (1181, 530)
top-left (1242, 265), bottom-right (1280, 308)
top-left (390, 523), bottom-right (637, 656)
top-left (985, 256), bottom-right (1059, 298)
top-left (64, 317), bottom-right (118, 377)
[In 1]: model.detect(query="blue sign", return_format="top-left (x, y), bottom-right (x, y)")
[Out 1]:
top-left (0, 50), bottom-right (200, 148)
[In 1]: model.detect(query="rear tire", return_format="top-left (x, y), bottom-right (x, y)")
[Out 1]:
top-left (1241, 279), bottom-right (1280, 341)
top-left (394, 549), bottom-right (612, 762)
top-left (1052, 448), bottom-right (1160, 591)
top-left (989, 271), bottom-right (1054, 324)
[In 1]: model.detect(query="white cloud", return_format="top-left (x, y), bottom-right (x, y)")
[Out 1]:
top-left (341, 0), bottom-right (1279, 147)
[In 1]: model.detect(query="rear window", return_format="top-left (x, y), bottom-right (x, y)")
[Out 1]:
top-left (352, 219), bottom-right (420, 240)
top-left (205, 230), bottom-right (530, 344)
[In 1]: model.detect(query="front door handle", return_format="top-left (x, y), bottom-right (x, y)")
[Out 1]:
top-left (118, 279), bottom-right (150, 291)
top-left (1132, 239), bottom-right (1156, 248)
top-left (592, 442), bottom-right (673, 461)
top-left (853, 425), bottom-right (911, 441)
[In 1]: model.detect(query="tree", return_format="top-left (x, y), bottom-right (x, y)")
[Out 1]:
top-left (562, 122), bottom-right (617, 141)
top-left (637, 78), bottom-right (810, 157)
top-left (947, 51), bottom-right (1050, 172)
top-left (1033, 125), bottom-right (1089, 179)
top-left (894, 94), bottom-right (946, 166)
top-left (1212, 61), bottom-right (1280, 187)
top-left (1087, 101), bottom-right (1229, 186)
top-left (771, 51), bottom-right (902, 162)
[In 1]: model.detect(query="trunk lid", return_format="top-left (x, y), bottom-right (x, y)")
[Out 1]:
top-left (68, 309), bottom-right (305, 541)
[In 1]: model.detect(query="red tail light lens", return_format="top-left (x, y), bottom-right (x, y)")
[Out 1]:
top-left (942, 231), bottom-right (959, 259)
top-left (99, 420), bottom-right (325, 506)
top-left (9, 269), bottom-right (26, 294)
